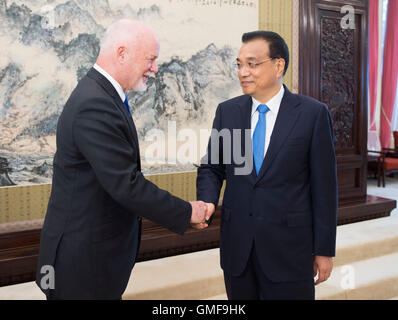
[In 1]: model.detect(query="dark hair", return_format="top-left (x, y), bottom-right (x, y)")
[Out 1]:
top-left (242, 30), bottom-right (289, 76)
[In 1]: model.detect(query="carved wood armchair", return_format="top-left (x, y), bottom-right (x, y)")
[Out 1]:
top-left (368, 131), bottom-right (398, 187)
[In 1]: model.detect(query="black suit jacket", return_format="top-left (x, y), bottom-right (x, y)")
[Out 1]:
top-left (197, 86), bottom-right (338, 282)
top-left (36, 68), bottom-right (191, 299)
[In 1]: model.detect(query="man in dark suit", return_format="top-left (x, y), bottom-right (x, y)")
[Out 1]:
top-left (197, 31), bottom-right (337, 300)
top-left (36, 19), bottom-right (209, 300)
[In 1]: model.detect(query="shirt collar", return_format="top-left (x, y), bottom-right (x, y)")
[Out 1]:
top-left (251, 85), bottom-right (285, 116)
top-left (93, 63), bottom-right (126, 103)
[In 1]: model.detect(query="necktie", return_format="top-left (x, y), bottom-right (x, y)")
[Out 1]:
top-left (253, 104), bottom-right (270, 175)
top-left (124, 97), bottom-right (131, 116)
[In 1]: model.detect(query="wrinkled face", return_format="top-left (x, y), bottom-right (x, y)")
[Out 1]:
top-left (237, 39), bottom-right (284, 100)
top-left (119, 33), bottom-right (159, 92)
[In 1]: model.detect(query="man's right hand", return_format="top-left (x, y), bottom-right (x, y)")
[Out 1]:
top-left (189, 201), bottom-right (206, 223)
top-left (189, 201), bottom-right (216, 230)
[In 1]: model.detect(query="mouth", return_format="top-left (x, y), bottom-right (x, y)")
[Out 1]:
top-left (240, 81), bottom-right (253, 87)
top-left (142, 73), bottom-right (154, 83)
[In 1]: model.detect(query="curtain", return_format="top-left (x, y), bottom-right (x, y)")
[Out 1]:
top-left (392, 83), bottom-right (398, 131)
top-left (380, 0), bottom-right (398, 148)
top-left (369, 0), bottom-right (379, 131)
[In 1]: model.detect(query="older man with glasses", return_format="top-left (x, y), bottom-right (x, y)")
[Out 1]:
top-left (197, 30), bottom-right (338, 300)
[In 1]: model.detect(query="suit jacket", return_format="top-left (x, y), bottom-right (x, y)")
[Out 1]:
top-left (197, 85), bottom-right (338, 282)
top-left (36, 68), bottom-right (191, 299)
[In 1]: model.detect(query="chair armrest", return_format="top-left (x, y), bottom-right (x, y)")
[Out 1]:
top-left (382, 148), bottom-right (398, 158)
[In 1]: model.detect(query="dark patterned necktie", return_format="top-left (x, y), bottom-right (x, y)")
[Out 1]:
top-left (124, 98), bottom-right (131, 116)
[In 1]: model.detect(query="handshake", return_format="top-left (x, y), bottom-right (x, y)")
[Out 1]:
top-left (189, 201), bottom-right (216, 230)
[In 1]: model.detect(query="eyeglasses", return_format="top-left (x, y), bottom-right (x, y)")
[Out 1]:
top-left (234, 58), bottom-right (275, 71)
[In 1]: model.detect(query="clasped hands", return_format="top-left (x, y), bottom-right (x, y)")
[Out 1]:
top-left (189, 201), bottom-right (215, 230)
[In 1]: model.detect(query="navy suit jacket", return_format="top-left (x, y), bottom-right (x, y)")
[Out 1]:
top-left (197, 86), bottom-right (338, 281)
top-left (36, 68), bottom-right (191, 299)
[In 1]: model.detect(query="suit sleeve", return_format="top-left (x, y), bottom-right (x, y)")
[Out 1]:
top-left (196, 104), bottom-right (226, 207)
top-left (310, 104), bottom-right (338, 257)
top-left (72, 98), bottom-right (191, 235)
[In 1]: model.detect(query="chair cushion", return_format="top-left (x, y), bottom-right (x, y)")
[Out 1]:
top-left (385, 157), bottom-right (398, 171)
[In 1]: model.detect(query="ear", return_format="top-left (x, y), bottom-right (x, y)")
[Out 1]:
top-left (276, 58), bottom-right (286, 78)
top-left (117, 46), bottom-right (127, 64)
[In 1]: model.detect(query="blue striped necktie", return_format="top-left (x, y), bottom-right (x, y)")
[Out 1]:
top-left (253, 104), bottom-right (270, 175)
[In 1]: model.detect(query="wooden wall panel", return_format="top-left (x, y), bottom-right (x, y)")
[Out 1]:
top-left (299, 0), bottom-right (395, 223)
top-left (300, 0), bottom-right (368, 204)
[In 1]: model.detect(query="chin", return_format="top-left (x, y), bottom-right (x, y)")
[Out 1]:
top-left (132, 79), bottom-right (147, 92)
top-left (241, 87), bottom-right (253, 95)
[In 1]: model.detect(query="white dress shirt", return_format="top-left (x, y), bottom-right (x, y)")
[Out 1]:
top-left (251, 85), bottom-right (285, 158)
top-left (93, 63), bottom-right (126, 103)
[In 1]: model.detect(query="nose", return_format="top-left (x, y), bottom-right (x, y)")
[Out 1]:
top-left (239, 65), bottom-right (250, 77)
top-left (150, 60), bottom-right (158, 74)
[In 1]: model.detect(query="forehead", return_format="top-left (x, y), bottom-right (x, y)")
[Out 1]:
top-left (238, 39), bottom-right (270, 60)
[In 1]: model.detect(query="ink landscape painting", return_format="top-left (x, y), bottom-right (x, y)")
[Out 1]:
top-left (0, 0), bottom-right (258, 185)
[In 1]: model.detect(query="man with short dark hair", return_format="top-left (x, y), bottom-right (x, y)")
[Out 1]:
top-left (197, 31), bottom-right (338, 300)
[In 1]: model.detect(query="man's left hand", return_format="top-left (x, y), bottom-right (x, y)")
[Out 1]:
top-left (313, 255), bottom-right (333, 285)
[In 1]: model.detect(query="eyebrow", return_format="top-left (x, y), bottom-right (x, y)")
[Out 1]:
top-left (236, 57), bottom-right (258, 62)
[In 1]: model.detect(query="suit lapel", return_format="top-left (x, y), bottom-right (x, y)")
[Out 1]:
top-left (114, 95), bottom-right (141, 169)
top-left (255, 86), bottom-right (301, 183)
top-left (238, 95), bottom-right (252, 135)
top-left (238, 95), bottom-right (257, 181)
top-left (86, 68), bottom-right (141, 164)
